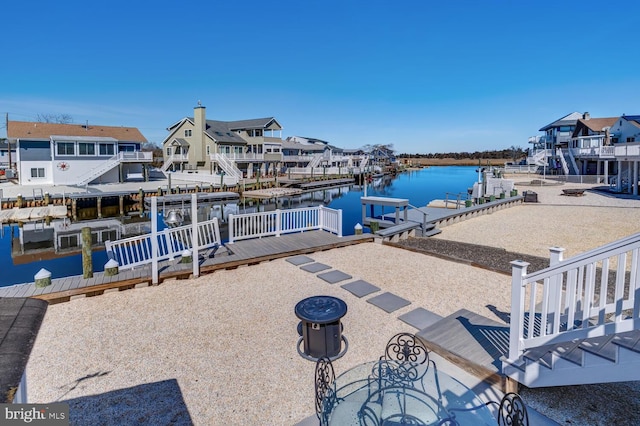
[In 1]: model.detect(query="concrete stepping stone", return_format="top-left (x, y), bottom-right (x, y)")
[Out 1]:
top-left (367, 292), bottom-right (411, 313)
top-left (341, 280), bottom-right (380, 298)
top-left (317, 270), bottom-right (352, 284)
top-left (286, 255), bottom-right (315, 266)
top-left (398, 308), bottom-right (444, 330)
top-left (300, 263), bottom-right (331, 273)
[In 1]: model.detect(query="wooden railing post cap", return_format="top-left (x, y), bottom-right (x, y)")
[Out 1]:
top-left (549, 246), bottom-right (565, 253)
top-left (510, 260), bottom-right (530, 268)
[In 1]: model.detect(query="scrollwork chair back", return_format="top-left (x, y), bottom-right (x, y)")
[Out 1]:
top-left (497, 392), bottom-right (529, 426)
top-left (380, 333), bottom-right (430, 387)
top-left (315, 356), bottom-right (336, 424)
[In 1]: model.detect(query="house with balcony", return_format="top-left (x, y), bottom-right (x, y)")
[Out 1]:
top-left (282, 136), bottom-right (370, 175)
top-left (610, 114), bottom-right (640, 194)
top-left (6, 120), bottom-right (151, 186)
top-left (567, 115), bottom-right (618, 177)
top-left (162, 104), bottom-right (284, 181)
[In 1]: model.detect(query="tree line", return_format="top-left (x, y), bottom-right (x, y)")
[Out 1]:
top-left (397, 146), bottom-right (525, 161)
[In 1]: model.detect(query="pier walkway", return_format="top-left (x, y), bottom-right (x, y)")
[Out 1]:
top-left (0, 231), bottom-right (373, 304)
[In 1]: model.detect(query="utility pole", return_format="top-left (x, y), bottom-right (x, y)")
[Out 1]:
top-left (5, 113), bottom-right (11, 171)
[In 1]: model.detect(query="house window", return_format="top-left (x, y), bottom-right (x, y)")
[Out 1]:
top-left (627, 137), bottom-right (636, 143)
top-left (99, 143), bottom-right (115, 156)
top-left (57, 142), bottom-right (74, 155)
top-left (185, 129), bottom-right (192, 137)
top-left (166, 147), bottom-right (171, 156)
top-left (79, 143), bottom-right (95, 155)
top-left (255, 129), bottom-right (262, 137)
top-left (30, 168), bottom-right (45, 178)
top-left (206, 145), bottom-right (210, 155)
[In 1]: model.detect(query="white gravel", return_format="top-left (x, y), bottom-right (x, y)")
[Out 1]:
top-left (25, 177), bottom-right (640, 425)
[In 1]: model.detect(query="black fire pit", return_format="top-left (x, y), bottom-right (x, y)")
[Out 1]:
top-left (295, 295), bottom-right (348, 361)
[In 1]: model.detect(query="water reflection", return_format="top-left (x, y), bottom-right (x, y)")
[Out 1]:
top-left (0, 166), bottom-right (480, 286)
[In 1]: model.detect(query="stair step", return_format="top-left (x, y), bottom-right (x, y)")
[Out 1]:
top-left (522, 344), bottom-right (554, 369)
top-left (579, 335), bottom-right (618, 362)
top-left (551, 340), bottom-right (583, 366)
top-left (612, 330), bottom-right (640, 353)
top-left (424, 228), bottom-right (441, 237)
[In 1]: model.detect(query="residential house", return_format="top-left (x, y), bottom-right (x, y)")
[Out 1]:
top-left (283, 136), bottom-right (370, 174)
top-left (569, 115), bottom-right (617, 176)
top-left (527, 112), bottom-right (583, 169)
top-left (0, 139), bottom-right (17, 171)
top-left (162, 104), bottom-right (284, 179)
top-left (610, 115), bottom-right (640, 194)
top-left (6, 120), bottom-right (151, 186)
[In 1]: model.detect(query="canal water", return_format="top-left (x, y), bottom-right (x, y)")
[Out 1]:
top-left (0, 166), bottom-right (479, 287)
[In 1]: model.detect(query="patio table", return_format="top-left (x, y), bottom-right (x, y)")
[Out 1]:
top-left (321, 359), bottom-right (496, 425)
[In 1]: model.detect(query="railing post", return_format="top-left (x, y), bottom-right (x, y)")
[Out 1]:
top-left (337, 209), bottom-right (343, 237)
top-left (548, 247), bottom-right (565, 333)
top-left (318, 205), bottom-right (324, 230)
top-left (275, 209), bottom-right (281, 237)
top-left (151, 197), bottom-right (159, 285)
top-left (191, 193), bottom-right (199, 278)
top-left (228, 214), bottom-right (235, 244)
top-left (509, 260), bottom-right (529, 360)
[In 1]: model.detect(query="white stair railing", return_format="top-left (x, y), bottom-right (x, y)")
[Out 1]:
top-left (507, 231), bottom-right (640, 361)
top-left (212, 154), bottom-right (242, 179)
top-left (105, 217), bottom-right (222, 270)
top-left (307, 154), bottom-right (323, 169)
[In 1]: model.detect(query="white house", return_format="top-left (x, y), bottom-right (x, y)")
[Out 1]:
top-left (7, 120), bottom-right (152, 186)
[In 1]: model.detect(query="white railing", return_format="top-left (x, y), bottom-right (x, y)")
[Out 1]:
top-left (162, 154), bottom-right (190, 171)
top-left (75, 151), bottom-right (152, 185)
top-left (105, 217), bottom-right (222, 270)
top-left (227, 205), bottom-right (342, 243)
top-left (120, 151), bottom-right (153, 162)
top-left (508, 231), bottom-right (640, 361)
top-left (307, 154), bottom-right (323, 168)
top-left (571, 146), bottom-right (616, 158)
top-left (614, 142), bottom-right (640, 158)
top-left (166, 171), bottom-right (239, 186)
top-left (212, 154), bottom-right (243, 179)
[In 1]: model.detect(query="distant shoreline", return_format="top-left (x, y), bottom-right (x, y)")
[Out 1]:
top-left (400, 157), bottom-right (511, 166)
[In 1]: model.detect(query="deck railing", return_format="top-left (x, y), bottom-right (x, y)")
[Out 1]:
top-left (105, 217), bottom-right (222, 270)
top-left (508, 231), bottom-right (640, 361)
top-left (227, 206), bottom-right (342, 243)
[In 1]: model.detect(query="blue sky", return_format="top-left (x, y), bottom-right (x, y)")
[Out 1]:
top-left (2, 0), bottom-right (639, 154)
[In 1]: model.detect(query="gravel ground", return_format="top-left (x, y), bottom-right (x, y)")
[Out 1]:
top-left (394, 177), bottom-right (640, 426)
top-left (25, 176), bottom-right (640, 426)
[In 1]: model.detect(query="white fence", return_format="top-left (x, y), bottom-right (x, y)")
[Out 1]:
top-left (228, 205), bottom-right (342, 243)
top-left (508, 232), bottom-right (640, 361)
top-left (105, 217), bottom-right (221, 270)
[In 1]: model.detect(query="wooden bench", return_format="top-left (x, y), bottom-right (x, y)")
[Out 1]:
top-left (375, 222), bottom-right (423, 243)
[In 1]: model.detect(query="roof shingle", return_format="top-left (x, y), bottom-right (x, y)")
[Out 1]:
top-left (7, 121), bottom-right (147, 142)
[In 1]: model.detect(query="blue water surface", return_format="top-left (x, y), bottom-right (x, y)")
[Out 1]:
top-left (0, 166), bottom-right (478, 287)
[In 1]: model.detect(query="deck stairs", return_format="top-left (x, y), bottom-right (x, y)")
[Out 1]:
top-left (527, 149), bottom-right (548, 166)
top-left (212, 154), bottom-right (242, 180)
top-left (558, 148), bottom-right (579, 175)
top-left (76, 155), bottom-right (122, 185)
top-left (417, 231), bottom-right (640, 391)
top-left (307, 153), bottom-right (323, 169)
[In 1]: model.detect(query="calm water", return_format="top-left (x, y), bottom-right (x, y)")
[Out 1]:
top-left (0, 166), bottom-right (478, 287)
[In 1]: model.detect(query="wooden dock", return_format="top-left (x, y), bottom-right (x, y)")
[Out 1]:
top-left (0, 231), bottom-right (373, 304)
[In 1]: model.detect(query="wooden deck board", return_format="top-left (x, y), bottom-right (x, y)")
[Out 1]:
top-left (0, 231), bottom-right (373, 302)
top-left (416, 309), bottom-right (511, 390)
